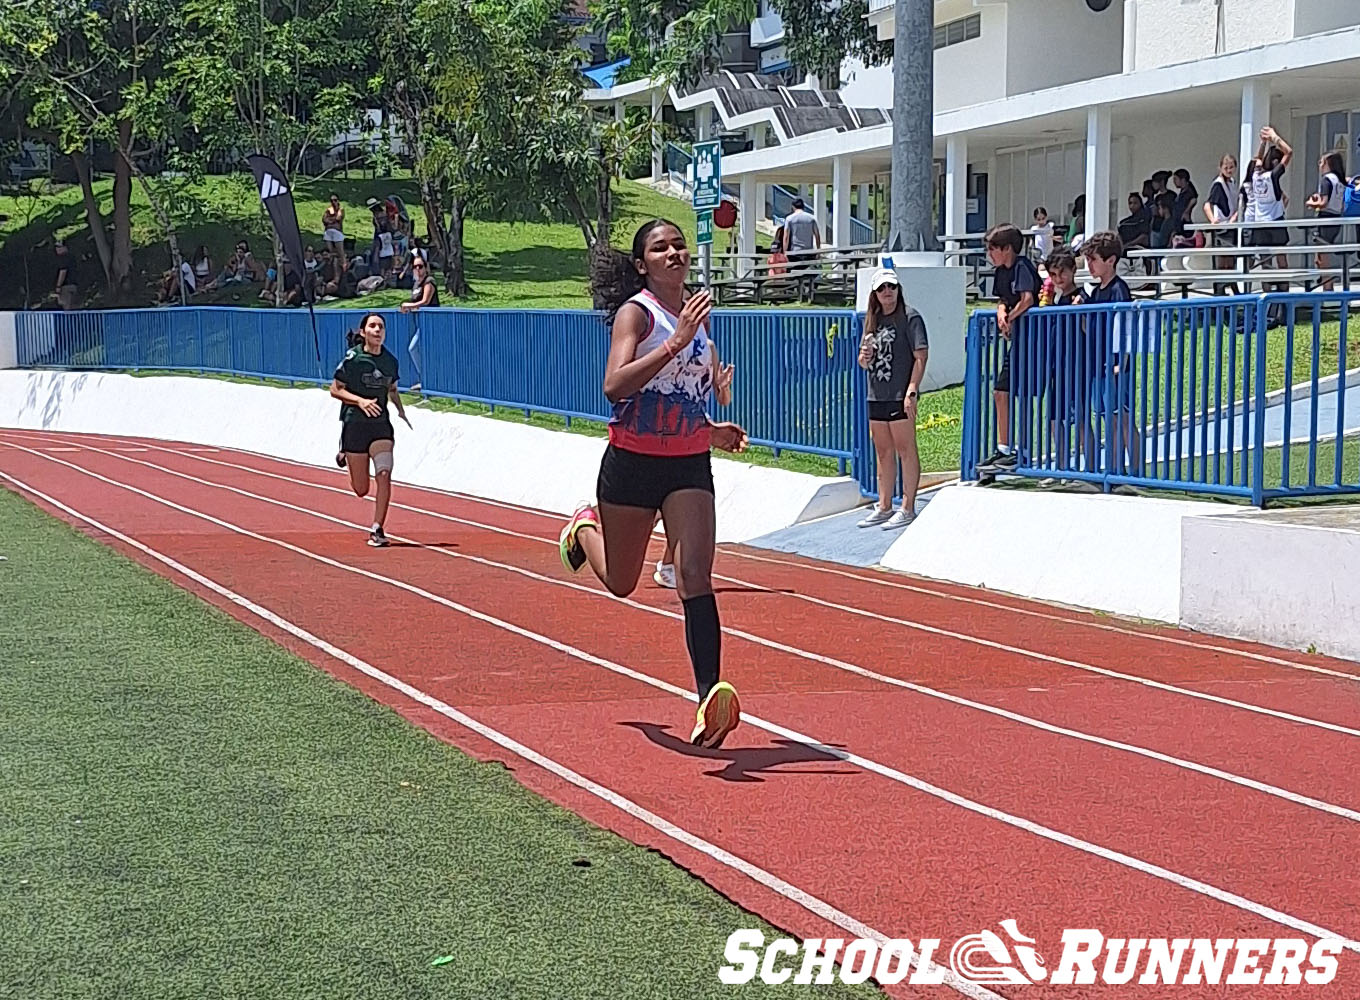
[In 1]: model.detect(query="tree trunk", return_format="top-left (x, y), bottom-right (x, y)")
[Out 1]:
top-left (564, 187), bottom-right (598, 251)
top-left (69, 151), bottom-right (114, 291)
top-left (888, 0), bottom-right (938, 252)
top-left (595, 146), bottom-right (613, 249)
top-left (111, 117), bottom-right (134, 298)
top-left (446, 194), bottom-right (469, 298)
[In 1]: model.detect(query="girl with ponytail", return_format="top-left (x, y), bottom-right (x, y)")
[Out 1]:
top-left (330, 312), bottom-right (410, 547)
top-left (561, 219), bottom-right (749, 750)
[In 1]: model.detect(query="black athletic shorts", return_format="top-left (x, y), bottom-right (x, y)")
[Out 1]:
top-left (868, 400), bottom-right (912, 422)
top-left (597, 444), bottom-right (714, 510)
top-left (995, 342), bottom-right (1014, 393)
top-left (340, 417), bottom-right (394, 454)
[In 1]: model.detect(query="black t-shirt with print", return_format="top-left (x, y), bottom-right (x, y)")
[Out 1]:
top-left (865, 306), bottom-right (929, 404)
top-left (334, 346), bottom-right (400, 423)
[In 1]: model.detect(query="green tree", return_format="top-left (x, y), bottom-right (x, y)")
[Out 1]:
top-left (0, 0), bottom-right (192, 299)
top-left (589, 0), bottom-right (889, 88)
top-left (173, 0), bottom-right (375, 301)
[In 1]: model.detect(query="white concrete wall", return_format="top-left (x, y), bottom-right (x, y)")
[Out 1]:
top-left (1180, 512), bottom-right (1360, 662)
top-left (1128, 0), bottom-right (1221, 70)
top-left (0, 313), bottom-right (15, 370)
top-left (1005, 0), bottom-right (1124, 96)
top-left (838, 2), bottom-right (1007, 112)
top-left (1123, 113), bottom-right (1239, 206)
top-left (0, 370), bottom-right (863, 544)
top-left (1294, 0), bottom-right (1360, 36)
top-left (1224, 0), bottom-right (1295, 50)
top-left (881, 484), bottom-right (1227, 623)
top-left (992, 141), bottom-right (1086, 231)
top-left (854, 260), bottom-right (966, 391)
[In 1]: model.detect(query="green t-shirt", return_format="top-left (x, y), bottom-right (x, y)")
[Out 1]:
top-left (334, 345), bottom-right (399, 423)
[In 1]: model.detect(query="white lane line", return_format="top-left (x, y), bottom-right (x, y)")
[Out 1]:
top-left (22, 433), bottom-right (1360, 826)
top-left (25, 429), bottom-right (1354, 741)
top-left (0, 468), bottom-right (1000, 1000)
top-left (5, 443), bottom-right (1358, 953)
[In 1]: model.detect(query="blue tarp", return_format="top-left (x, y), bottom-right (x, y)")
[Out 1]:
top-left (582, 58), bottom-right (631, 90)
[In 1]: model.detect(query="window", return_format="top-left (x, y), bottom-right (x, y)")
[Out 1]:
top-left (933, 13), bottom-right (981, 50)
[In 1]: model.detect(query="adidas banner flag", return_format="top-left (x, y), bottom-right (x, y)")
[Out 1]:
top-left (245, 153), bottom-right (309, 303)
top-left (246, 153), bottom-right (323, 377)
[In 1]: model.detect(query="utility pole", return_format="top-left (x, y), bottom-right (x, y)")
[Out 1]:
top-left (888, 0), bottom-right (939, 253)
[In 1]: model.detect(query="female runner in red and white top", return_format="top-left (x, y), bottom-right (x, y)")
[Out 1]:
top-left (559, 219), bottom-right (749, 749)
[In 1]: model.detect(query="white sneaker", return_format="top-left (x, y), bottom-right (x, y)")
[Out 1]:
top-left (653, 562), bottom-right (676, 589)
top-left (882, 508), bottom-right (916, 530)
top-left (857, 508), bottom-right (893, 528)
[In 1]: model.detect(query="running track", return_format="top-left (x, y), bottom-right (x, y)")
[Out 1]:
top-left (3, 427), bottom-right (1359, 998)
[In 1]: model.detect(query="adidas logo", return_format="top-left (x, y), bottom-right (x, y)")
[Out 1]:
top-left (259, 173), bottom-right (289, 199)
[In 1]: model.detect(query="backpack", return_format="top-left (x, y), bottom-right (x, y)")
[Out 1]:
top-left (1343, 177), bottom-right (1360, 218)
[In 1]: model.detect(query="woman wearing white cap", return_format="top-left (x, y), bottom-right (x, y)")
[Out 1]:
top-left (857, 267), bottom-right (929, 529)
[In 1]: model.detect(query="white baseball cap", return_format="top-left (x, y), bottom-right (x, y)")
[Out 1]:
top-left (869, 267), bottom-right (900, 291)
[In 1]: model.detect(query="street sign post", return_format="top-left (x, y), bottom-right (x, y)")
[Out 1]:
top-left (692, 140), bottom-right (721, 287)
top-left (696, 210), bottom-right (714, 246)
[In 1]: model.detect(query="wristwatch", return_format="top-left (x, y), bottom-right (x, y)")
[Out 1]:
top-left (906, 388), bottom-right (918, 400)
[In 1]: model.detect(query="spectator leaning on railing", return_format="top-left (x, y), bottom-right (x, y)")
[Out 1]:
top-left (1080, 231), bottom-right (1139, 479)
top-left (978, 223), bottom-right (1040, 476)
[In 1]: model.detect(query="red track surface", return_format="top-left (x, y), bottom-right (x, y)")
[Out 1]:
top-left (4, 426), bottom-right (1360, 998)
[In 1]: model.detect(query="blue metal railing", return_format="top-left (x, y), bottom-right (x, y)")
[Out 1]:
top-left (961, 292), bottom-right (1360, 505)
top-left (17, 305), bottom-right (865, 474)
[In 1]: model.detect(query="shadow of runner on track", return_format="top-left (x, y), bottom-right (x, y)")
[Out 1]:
top-left (620, 722), bottom-right (859, 784)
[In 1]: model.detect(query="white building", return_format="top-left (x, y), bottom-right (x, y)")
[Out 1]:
top-left (586, 0), bottom-right (1360, 258)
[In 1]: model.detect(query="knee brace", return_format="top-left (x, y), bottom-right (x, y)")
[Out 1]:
top-left (371, 450), bottom-right (394, 475)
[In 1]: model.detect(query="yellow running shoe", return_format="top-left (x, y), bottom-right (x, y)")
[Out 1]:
top-left (558, 504), bottom-right (598, 573)
top-left (690, 682), bottom-right (741, 749)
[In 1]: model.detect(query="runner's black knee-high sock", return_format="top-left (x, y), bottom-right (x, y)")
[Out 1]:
top-left (682, 593), bottom-right (721, 701)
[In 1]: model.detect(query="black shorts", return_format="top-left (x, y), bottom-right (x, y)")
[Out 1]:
top-left (868, 400), bottom-right (912, 422)
top-left (995, 344), bottom-right (1013, 393)
top-left (340, 417), bottom-right (394, 454)
top-left (597, 444), bottom-right (714, 510)
top-left (1312, 218), bottom-right (1342, 246)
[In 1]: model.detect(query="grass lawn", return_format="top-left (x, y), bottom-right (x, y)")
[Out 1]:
top-left (0, 487), bottom-right (882, 999)
top-left (0, 172), bottom-right (697, 312)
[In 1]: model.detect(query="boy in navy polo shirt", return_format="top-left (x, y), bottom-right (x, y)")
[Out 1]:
top-left (978, 223), bottom-right (1041, 474)
top-left (1081, 231), bottom-right (1140, 476)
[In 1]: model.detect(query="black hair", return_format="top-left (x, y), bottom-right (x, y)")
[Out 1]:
top-left (1033, 206), bottom-right (1048, 219)
top-left (347, 311), bottom-right (385, 348)
top-left (791, 197), bottom-right (805, 210)
top-left (589, 219), bottom-right (685, 321)
top-left (1173, 168), bottom-right (1190, 182)
top-left (1323, 151), bottom-right (1346, 181)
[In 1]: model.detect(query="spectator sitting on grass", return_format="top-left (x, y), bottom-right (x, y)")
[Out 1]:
top-left (977, 222), bottom-right (1040, 476)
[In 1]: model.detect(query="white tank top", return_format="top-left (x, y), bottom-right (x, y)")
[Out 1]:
top-left (1246, 167), bottom-right (1284, 223)
top-left (607, 289), bottom-right (714, 456)
top-left (1319, 172), bottom-right (1344, 217)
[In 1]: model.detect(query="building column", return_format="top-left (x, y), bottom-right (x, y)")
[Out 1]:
top-left (944, 134), bottom-right (968, 249)
top-left (695, 105), bottom-right (713, 141)
top-left (752, 127), bottom-right (767, 227)
top-left (650, 90), bottom-right (662, 181)
top-left (739, 173), bottom-right (758, 274)
top-left (1084, 104), bottom-right (1112, 236)
top-left (1240, 78), bottom-right (1271, 181)
top-left (813, 183), bottom-right (828, 238)
top-left (833, 155), bottom-right (853, 247)
top-left (614, 100), bottom-right (624, 123)
top-left (856, 183), bottom-right (871, 221)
